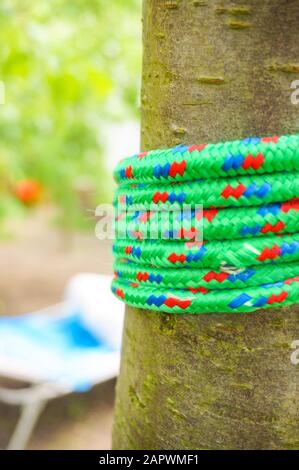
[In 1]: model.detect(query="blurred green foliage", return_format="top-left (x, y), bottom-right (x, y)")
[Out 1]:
top-left (0, 0), bottom-right (141, 228)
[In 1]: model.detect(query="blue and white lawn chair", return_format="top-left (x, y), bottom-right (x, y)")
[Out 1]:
top-left (0, 274), bottom-right (124, 450)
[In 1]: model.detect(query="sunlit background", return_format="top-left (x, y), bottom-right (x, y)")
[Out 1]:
top-left (0, 0), bottom-right (141, 450)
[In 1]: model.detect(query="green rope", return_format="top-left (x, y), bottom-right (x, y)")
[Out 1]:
top-left (115, 172), bottom-right (299, 209)
top-left (116, 198), bottom-right (299, 241)
top-left (112, 134), bottom-right (299, 314)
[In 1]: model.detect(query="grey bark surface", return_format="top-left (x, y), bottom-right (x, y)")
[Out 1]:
top-left (112, 0), bottom-right (299, 450)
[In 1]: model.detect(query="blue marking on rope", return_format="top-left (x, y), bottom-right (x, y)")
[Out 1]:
top-left (253, 296), bottom-right (267, 308)
top-left (146, 294), bottom-right (166, 307)
top-left (240, 224), bottom-right (261, 236)
top-left (229, 293), bottom-right (252, 309)
top-left (258, 203), bottom-right (281, 216)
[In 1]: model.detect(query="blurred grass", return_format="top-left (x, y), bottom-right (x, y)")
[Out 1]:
top-left (0, 0), bottom-right (141, 229)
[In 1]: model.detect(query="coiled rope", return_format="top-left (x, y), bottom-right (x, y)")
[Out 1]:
top-left (112, 134), bottom-right (299, 314)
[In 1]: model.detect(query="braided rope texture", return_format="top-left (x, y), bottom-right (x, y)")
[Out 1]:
top-left (112, 134), bottom-right (299, 314)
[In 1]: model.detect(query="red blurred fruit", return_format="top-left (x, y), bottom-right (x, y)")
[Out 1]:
top-left (14, 179), bottom-right (42, 205)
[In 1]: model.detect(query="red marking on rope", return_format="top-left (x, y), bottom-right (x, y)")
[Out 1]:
top-left (115, 288), bottom-right (124, 299)
top-left (133, 230), bottom-right (143, 240)
top-left (119, 195), bottom-right (126, 204)
top-left (116, 212), bottom-right (124, 222)
top-left (185, 241), bottom-right (203, 249)
top-left (188, 144), bottom-right (206, 153)
top-left (125, 165), bottom-right (133, 178)
top-left (125, 246), bottom-right (133, 255)
top-left (152, 191), bottom-right (169, 204)
top-left (261, 136), bottom-right (280, 144)
top-left (187, 286), bottom-right (209, 294)
top-left (169, 160), bottom-right (187, 178)
top-left (136, 272), bottom-right (149, 282)
top-left (138, 151), bottom-right (148, 159)
top-left (195, 208), bottom-right (218, 222)
top-left (203, 208), bottom-right (218, 222)
top-left (164, 297), bottom-right (191, 309)
top-left (203, 271), bottom-right (229, 283)
top-left (177, 227), bottom-right (199, 240)
top-left (260, 221), bottom-right (285, 234)
top-left (130, 282), bottom-right (139, 288)
top-left (221, 184), bottom-right (246, 199)
top-left (168, 253), bottom-right (187, 264)
top-left (281, 198), bottom-right (299, 213)
top-left (267, 291), bottom-right (288, 305)
top-left (242, 152), bottom-right (264, 170)
top-left (139, 211), bottom-right (152, 222)
top-left (257, 245), bottom-right (281, 261)
top-left (285, 276), bottom-right (299, 285)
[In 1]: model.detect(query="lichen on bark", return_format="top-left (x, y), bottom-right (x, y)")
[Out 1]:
top-left (112, 0), bottom-right (299, 450)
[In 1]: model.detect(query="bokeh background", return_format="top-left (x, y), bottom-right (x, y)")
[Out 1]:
top-left (0, 0), bottom-right (141, 449)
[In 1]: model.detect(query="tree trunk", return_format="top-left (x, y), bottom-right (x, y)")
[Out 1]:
top-left (112, 0), bottom-right (299, 450)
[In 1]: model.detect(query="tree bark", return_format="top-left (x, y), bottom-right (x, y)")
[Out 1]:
top-left (112, 0), bottom-right (299, 450)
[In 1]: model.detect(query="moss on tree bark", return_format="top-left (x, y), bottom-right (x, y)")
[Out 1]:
top-left (112, 0), bottom-right (299, 450)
